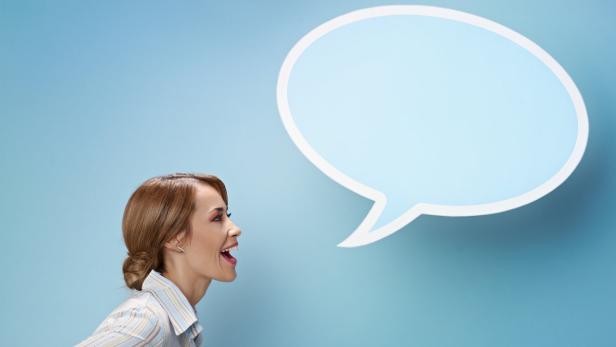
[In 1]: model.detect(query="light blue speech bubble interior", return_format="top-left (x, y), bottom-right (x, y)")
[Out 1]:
top-left (287, 15), bottom-right (578, 231)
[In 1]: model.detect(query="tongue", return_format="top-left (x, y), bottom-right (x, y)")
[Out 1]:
top-left (221, 251), bottom-right (237, 265)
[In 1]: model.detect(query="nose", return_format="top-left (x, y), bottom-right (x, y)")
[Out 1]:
top-left (228, 220), bottom-right (241, 238)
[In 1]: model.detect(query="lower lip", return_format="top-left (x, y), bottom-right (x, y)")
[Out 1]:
top-left (221, 252), bottom-right (237, 266)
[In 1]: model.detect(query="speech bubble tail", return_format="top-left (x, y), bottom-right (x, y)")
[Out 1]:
top-left (337, 229), bottom-right (380, 248)
top-left (337, 199), bottom-right (423, 248)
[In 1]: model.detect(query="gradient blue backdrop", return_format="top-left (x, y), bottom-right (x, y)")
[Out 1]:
top-left (1, 1), bottom-right (615, 346)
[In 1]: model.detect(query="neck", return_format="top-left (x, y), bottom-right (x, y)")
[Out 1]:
top-left (162, 265), bottom-right (212, 307)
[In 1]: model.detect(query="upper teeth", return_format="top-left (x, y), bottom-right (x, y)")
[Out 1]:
top-left (222, 245), bottom-right (237, 253)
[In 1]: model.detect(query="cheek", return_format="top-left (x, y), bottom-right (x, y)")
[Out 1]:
top-left (190, 231), bottom-right (220, 259)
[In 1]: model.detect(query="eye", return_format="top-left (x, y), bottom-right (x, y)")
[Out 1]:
top-left (212, 211), bottom-right (232, 222)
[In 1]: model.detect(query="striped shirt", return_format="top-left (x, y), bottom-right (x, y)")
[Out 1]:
top-left (76, 270), bottom-right (204, 347)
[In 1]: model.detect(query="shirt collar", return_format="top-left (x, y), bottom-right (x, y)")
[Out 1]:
top-left (142, 269), bottom-right (204, 338)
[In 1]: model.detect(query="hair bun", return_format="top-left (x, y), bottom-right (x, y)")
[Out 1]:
top-left (122, 251), bottom-right (155, 291)
top-left (127, 251), bottom-right (151, 262)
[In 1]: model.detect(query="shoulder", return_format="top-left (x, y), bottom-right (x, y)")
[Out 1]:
top-left (76, 291), bottom-right (171, 347)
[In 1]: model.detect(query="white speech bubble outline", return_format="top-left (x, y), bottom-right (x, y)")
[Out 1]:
top-left (276, 5), bottom-right (589, 248)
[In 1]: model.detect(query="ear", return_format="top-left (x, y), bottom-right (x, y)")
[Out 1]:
top-left (164, 231), bottom-right (187, 251)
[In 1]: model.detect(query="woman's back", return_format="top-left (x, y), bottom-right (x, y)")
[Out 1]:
top-left (76, 270), bottom-right (204, 347)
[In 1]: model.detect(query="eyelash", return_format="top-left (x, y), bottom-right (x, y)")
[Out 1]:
top-left (213, 212), bottom-right (232, 222)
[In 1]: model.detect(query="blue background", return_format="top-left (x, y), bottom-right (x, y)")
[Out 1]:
top-left (1, 1), bottom-right (614, 346)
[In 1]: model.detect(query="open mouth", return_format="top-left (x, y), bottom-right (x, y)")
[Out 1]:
top-left (220, 244), bottom-right (238, 266)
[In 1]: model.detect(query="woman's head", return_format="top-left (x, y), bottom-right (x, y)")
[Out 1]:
top-left (122, 173), bottom-right (241, 290)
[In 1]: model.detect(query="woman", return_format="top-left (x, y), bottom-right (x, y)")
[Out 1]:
top-left (77, 173), bottom-right (242, 347)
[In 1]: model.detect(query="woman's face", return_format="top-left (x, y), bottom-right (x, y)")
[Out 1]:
top-left (182, 183), bottom-right (241, 282)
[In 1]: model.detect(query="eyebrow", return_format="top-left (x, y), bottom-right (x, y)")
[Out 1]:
top-left (208, 206), bottom-right (228, 213)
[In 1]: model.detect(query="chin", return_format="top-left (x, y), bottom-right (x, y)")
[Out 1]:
top-left (216, 272), bottom-right (237, 282)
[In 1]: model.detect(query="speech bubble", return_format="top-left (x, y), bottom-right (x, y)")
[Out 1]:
top-left (276, 5), bottom-right (588, 248)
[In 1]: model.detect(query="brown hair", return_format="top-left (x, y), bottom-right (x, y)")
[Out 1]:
top-left (121, 172), bottom-right (228, 290)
